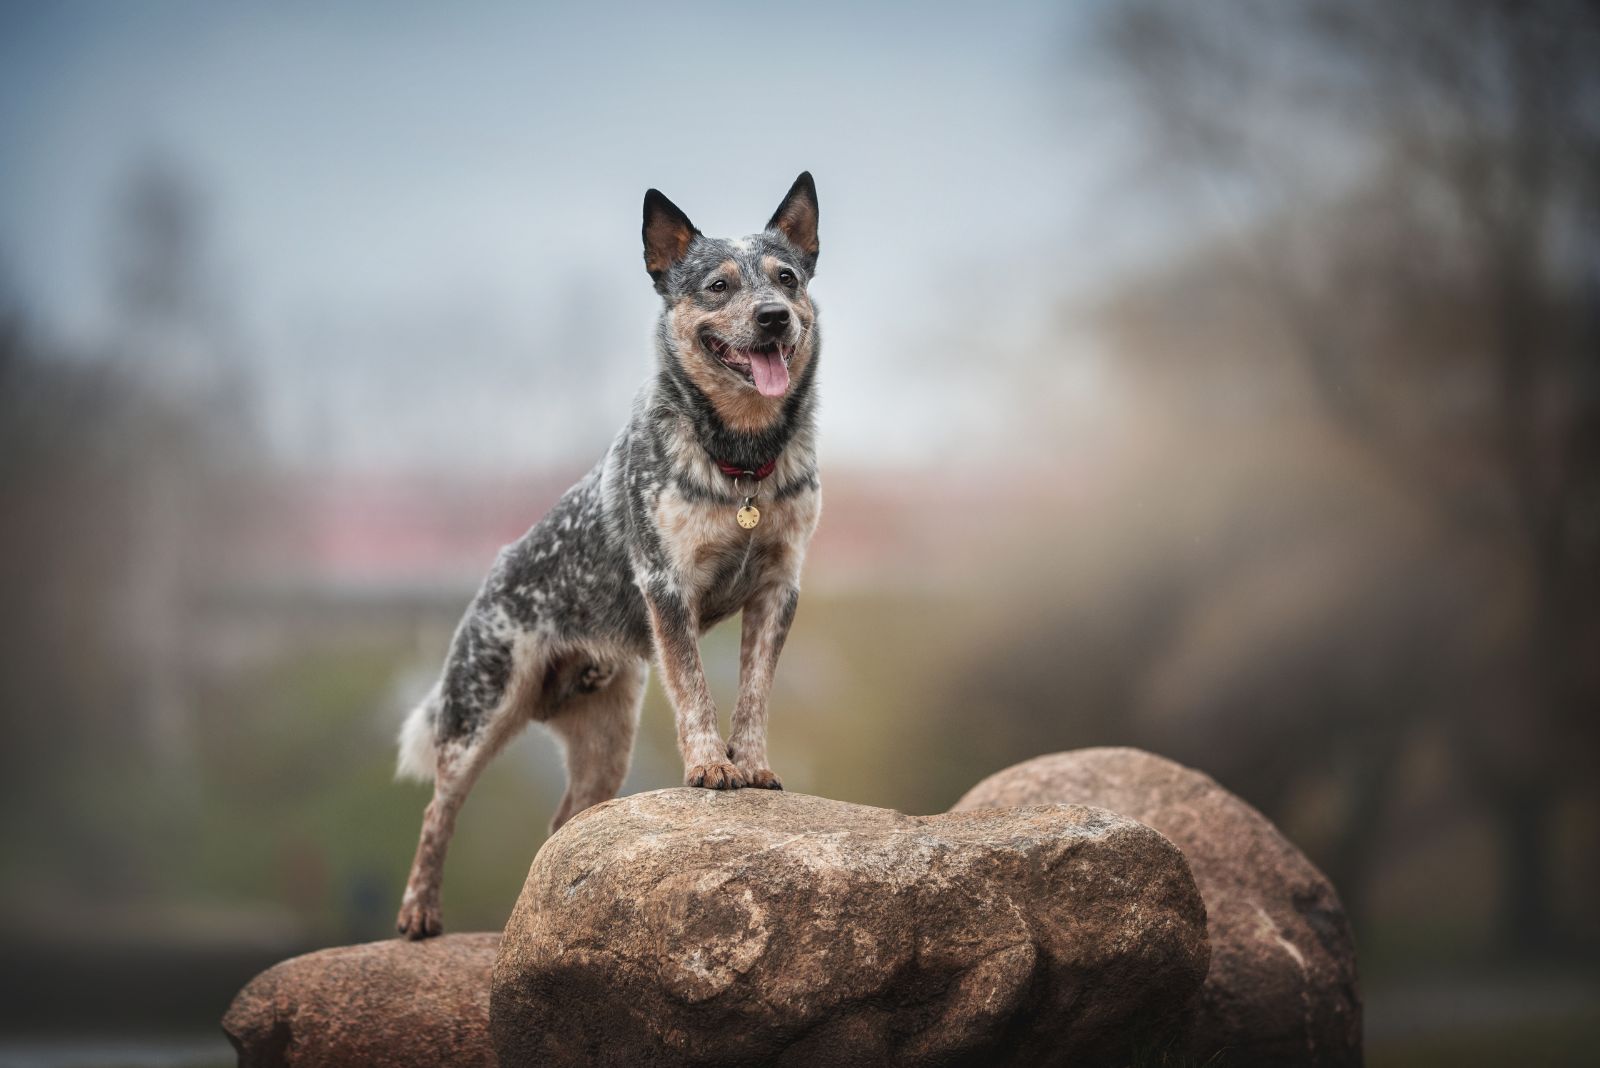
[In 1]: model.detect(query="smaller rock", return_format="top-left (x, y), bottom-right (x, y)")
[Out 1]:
top-left (954, 748), bottom-right (1362, 1067)
top-left (222, 933), bottom-right (499, 1067)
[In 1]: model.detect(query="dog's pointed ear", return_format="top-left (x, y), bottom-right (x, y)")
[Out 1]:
top-left (766, 171), bottom-right (819, 273)
top-left (643, 189), bottom-right (700, 293)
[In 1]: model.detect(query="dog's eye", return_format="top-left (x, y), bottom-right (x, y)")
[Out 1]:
top-left (708, 279), bottom-right (727, 293)
top-left (777, 269), bottom-right (796, 288)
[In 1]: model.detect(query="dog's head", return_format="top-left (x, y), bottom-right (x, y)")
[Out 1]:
top-left (643, 173), bottom-right (819, 427)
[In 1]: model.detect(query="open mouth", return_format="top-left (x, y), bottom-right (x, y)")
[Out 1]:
top-left (700, 333), bottom-right (794, 397)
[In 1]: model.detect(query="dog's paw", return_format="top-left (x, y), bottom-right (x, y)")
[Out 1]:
top-left (741, 767), bottom-right (784, 790)
top-left (396, 898), bottom-right (443, 940)
top-left (685, 761), bottom-right (747, 790)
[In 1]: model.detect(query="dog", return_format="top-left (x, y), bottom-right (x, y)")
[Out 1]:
top-left (393, 173), bottom-right (822, 939)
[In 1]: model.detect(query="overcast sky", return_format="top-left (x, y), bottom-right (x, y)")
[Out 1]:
top-left (1, 1), bottom-right (1160, 470)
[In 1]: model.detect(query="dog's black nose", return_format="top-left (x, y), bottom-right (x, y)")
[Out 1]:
top-left (755, 303), bottom-right (790, 337)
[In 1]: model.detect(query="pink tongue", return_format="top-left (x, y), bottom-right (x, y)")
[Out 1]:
top-left (748, 349), bottom-right (790, 397)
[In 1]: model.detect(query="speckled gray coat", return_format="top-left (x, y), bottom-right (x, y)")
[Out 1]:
top-left (395, 173), bottom-right (824, 939)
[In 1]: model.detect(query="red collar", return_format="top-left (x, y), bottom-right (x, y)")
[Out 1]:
top-left (713, 457), bottom-right (777, 480)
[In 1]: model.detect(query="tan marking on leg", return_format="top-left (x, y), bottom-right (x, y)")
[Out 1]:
top-left (396, 649), bottom-right (540, 939)
top-left (547, 658), bottom-right (647, 833)
top-left (728, 581), bottom-right (799, 789)
top-left (645, 595), bottom-right (744, 789)
top-left (397, 744), bottom-right (495, 940)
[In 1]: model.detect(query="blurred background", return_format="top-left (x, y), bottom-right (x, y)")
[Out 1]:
top-left (1, 1), bottom-right (1596, 1064)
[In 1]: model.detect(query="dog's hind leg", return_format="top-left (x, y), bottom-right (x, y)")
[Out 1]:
top-left (546, 656), bottom-right (647, 834)
top-left (397, 614), bottom-right (532, 940)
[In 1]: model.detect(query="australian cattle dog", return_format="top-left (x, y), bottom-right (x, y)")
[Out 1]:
top-left (394, 173), bottom-right (822, 938)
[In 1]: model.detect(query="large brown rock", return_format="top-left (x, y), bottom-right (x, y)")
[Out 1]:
top-left (954, 748), bottom-right (1362, 1066)
top-left (491, 788), bottom-right (1208, 1067)
top-left (222, 933), bottom-right (499, 1067)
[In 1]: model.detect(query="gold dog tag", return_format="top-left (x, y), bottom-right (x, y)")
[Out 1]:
top-left (736, 501), bottom-right (761, 529)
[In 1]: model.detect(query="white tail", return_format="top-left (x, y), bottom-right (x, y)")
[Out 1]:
top-left (396, 689), bottom-right (439, 782)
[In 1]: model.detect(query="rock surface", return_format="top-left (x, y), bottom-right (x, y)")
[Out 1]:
top-left (223, 933), bottom-right (499, 1067)
top-left (954, 748), bottom-right (1362, 1066)
top-left (491, 788), bottom-right (1208, 1067)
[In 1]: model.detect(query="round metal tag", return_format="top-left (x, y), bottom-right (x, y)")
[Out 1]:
top-left (736, 504), bottom-right (761, 529)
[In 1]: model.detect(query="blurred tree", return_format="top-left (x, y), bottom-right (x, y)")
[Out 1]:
top-left (0, 294), bottom-right (162, 890)
top-left (0, 156), bottom-right (256, 908)
top-left (101, 156), bottom-right (251, 770)
top-left (1101, 0), bottom-right (1600, 951)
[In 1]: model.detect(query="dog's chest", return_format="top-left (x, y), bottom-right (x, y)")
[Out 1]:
top-left (652, 484), bottom-right (818, 624)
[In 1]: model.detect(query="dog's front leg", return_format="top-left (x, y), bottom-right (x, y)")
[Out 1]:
top-left (727, 581), bottom-right (799, 790)
top-left (645, 583), bottom-right (746, 789)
